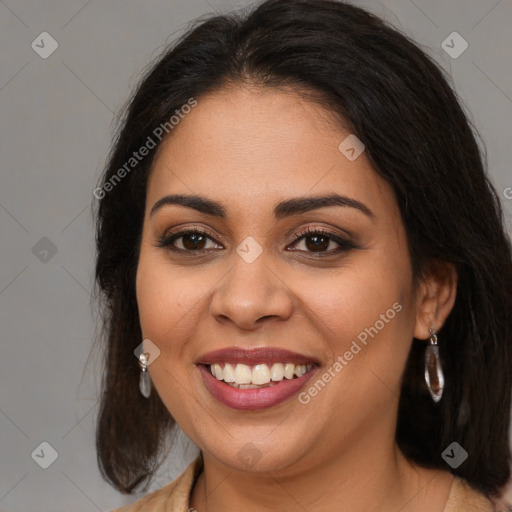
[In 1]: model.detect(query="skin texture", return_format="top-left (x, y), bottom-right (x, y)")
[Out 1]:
top-left (135, 85), bottom-right (458, 512)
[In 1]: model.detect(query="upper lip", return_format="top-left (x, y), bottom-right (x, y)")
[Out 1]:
top-left (196, 346), bottom-right (320, 366)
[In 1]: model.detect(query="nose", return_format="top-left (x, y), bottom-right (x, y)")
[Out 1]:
top-left (209, 247), bottom-right (294, 331)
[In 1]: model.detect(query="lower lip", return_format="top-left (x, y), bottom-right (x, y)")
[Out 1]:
top-left (197, 364), bottom-right (319, 411)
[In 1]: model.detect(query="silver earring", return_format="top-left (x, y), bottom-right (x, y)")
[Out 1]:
top-left (424, 327), bottom-right (444, 403)
top-left (138, 352), bottom-right (151, 398)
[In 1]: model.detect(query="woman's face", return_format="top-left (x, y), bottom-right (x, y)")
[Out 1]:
top-left (136, 85), bottom-right (422, 474)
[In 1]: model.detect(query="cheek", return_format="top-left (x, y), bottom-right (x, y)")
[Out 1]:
top-left (135, 250), bottom-right (227, 352)
top-left (299, 260), bottom-right (410, 343)
top-left (296, 254), bottom-right (415, 400)
top-left (134, 251), bottom-right (216, 420)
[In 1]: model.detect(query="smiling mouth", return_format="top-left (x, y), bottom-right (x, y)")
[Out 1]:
top-left (203, 362), bottom-right (317, 389)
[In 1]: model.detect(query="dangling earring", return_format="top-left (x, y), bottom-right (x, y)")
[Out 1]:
top-left (424, 327), bottom-right (444, 403)
top-left (138, 352), bottom-right (151, 398)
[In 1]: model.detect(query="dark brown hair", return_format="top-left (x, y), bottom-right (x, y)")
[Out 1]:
top-left (93, 0), bottom-right (512, 497)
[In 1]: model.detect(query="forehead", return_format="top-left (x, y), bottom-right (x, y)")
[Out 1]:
top-left (146, 86), bottom-right (392, 217)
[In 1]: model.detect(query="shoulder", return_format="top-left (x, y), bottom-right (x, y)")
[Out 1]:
top-left (444, 476), bottom-right (495, 512)
top-left (109, 455), bottom-right (203, 512)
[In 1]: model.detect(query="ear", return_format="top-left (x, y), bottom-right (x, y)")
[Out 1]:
top-left (413, 260), bottom-right (458, 339)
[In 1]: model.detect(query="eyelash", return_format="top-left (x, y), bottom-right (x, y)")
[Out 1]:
top-left (157, 226), bottom-right (357, 257)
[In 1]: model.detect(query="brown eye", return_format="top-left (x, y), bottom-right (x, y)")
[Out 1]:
top-left (288, 227), bottom-right (357, 255)
top-left (157, 229), bottom-right (223, 253)
top-left (181, 232), bottom-right (207, 250)
top-left (304, 234), bottom-right (331, 252)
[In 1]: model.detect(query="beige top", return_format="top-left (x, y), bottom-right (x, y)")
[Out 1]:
top-left (111, 455), bottom-right (495, 512)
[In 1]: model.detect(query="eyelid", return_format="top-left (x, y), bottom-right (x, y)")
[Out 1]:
top-left (287, 226), bottom-right (357, 254)
top-left (167, 225), bottom-right (218, 239)
top-left (157, 224), bottom-right (223, 248)
top-left (290, 225), bottom-right (354, 243)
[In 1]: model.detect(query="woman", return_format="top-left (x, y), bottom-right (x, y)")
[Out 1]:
top-left (94, 0), bottom-right (512, 510)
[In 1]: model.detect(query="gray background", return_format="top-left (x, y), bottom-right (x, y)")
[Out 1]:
top-left (1, 0), bottom-right (511, 511)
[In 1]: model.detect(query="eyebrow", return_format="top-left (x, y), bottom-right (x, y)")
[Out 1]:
top-left (149, 193), bottom-right (374, 220)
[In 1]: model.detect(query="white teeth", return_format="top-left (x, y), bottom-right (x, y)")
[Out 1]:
top-left (234, 363), bottom-right (252, 384)
top-left (213, 363), bottom-right (223, 380)
top-left (270, 363), bottom-right (284, 381)
top-left (284, 363), bottom-right (295, 379)
top-left (252, 364), bottom-right (271, 385)
top-left (294, 364), bottom-right (307, 377)
top-left (222, 363), bottom-right (236, 382)
top-left (208, 362), bottom-right (314, 385)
